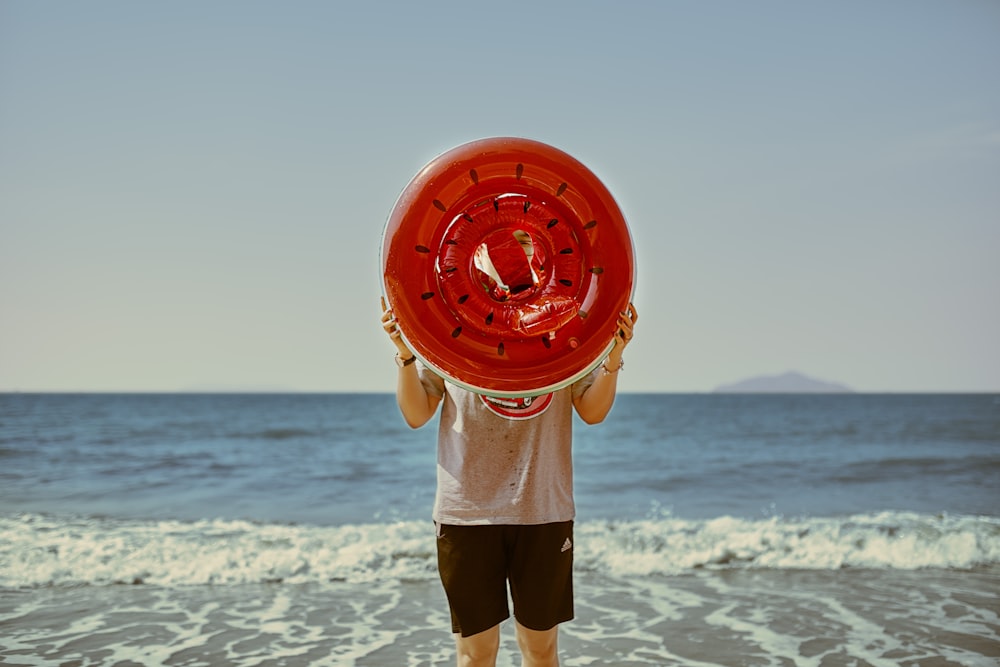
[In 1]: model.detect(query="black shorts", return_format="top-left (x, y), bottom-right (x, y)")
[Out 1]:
top-left (435, 521), bottom-right (574, 637)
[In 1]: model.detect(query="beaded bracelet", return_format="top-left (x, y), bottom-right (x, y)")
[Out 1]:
top-left (602, 359), bottom-right (624, 375)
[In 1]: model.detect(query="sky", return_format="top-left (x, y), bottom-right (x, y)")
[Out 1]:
top-left (1, 1), bottom-right (998, 393)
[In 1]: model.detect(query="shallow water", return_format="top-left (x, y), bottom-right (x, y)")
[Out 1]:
top-left (2, 568), bottom-right (998, 666)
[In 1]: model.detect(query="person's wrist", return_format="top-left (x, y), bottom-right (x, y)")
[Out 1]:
top-left (602, 358), bottom-right (624, 375)
top-left (394, 352), bottom-right (416, 368)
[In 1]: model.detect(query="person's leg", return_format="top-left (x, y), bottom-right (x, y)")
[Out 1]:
top-left (437, 523), bottom-right (509, 663)
top-left (507, 521), bottom-right (574, 627)
top-left (454, 623), bottom-right (501, 667)
top-left (515, 620), bottom-right (560, 666)
top-left (506, 522), bottom-right (573, 666)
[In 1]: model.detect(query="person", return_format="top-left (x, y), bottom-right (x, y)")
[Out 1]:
top-left (381, 298), bottom-right (637, 667)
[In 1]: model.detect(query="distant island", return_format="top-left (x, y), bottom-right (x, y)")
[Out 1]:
top-left (713, 371), bottom-right (853, 394)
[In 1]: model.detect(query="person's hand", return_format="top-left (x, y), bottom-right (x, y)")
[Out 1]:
top-left (381, 297), bottom-right (414, 359)
top-left (606, 302), bottom-right (637, 367)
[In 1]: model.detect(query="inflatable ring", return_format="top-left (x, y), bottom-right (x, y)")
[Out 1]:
top-left (381, 137), bottom-right (634, 397)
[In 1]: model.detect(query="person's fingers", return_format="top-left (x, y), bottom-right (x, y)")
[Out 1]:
top-left (615, 310), bottom-right (635, 344)
top-left (627, 302), bottom-right (638, 325)
top-left (381, 307), bottom-right (401, 340)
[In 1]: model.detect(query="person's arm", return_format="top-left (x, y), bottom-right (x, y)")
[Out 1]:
top-left (573, 302), bottom-right (637, 424)
top-left (381, 299), bottom-right (442, 428)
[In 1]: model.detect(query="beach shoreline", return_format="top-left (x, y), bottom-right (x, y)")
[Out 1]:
top-left (2, 567), bottom-right (998, 666)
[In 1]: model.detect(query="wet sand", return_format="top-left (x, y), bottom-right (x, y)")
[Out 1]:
top-left (2, 567), bottom-right (998, 666)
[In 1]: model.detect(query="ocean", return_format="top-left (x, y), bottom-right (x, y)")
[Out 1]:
top-left (1, 393), bottom-right (998, 666)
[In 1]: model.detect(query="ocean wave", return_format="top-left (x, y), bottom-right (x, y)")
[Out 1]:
top-left (828, 455), bottom-right (1000, 483)
top-left (226, 428), bottom-right (318, 441)
top-left (577, 512), bottom-right (1000, 576)
top-left (2, 511), bottom-right (998, 588)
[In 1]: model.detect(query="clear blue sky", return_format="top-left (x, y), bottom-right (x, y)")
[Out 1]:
top-left (2, 1), bottom-right (998, 392)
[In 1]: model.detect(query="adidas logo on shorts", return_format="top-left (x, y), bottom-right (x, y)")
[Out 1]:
top-left (561, 538), bottom-right (572, 553)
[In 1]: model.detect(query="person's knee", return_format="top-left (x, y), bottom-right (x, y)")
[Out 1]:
top-left (455, 625), bottom-right (500, 666)
top-left (515, 622), bottom-right (559, 665)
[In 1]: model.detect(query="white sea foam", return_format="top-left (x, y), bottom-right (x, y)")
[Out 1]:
top-left (577, 511), bottom-right (1000, 576)
top-left (1, 511), bottom-right (998, 588)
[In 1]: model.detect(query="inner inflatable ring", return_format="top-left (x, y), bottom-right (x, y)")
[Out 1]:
top-left (381, 137), bottom-right (635, 397)
top-left (438, 193), bottom-right (584, 338)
